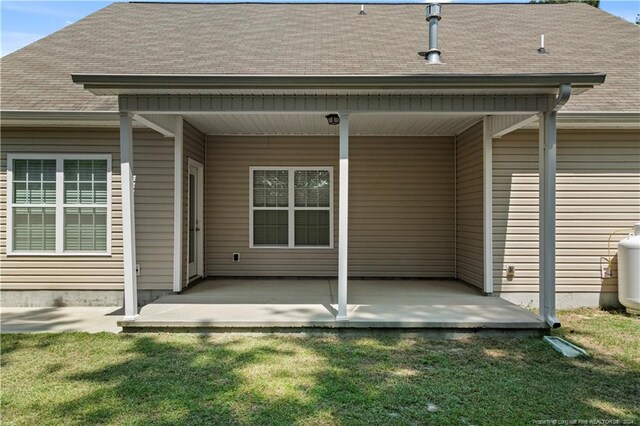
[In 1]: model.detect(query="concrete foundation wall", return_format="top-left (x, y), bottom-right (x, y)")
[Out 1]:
top-left (498, 291), bottom-right (622, 310)
top-left (1, 289), bottom-right (172, 307)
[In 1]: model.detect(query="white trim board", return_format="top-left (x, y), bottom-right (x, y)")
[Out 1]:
top-left (186, 158), bottom-right (205, 282)
top-left (172, 116), bottom-right (184, 292)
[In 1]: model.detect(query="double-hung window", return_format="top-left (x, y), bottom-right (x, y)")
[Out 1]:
top-left (250, 167), bottom-right (333, 248)
top-left (7, 154), bottom-right (111, 255)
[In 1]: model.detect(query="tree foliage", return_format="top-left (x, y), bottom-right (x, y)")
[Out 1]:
top-left (529, 0), bottom-right (600, 7)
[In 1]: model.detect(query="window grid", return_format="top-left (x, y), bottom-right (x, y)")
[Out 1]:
top-left (63, 159), bottom-right (108, 252)
top-left (250, 167), bottom-right (333, 249)
top-left (11, 159), bottom-right (57, 252)
top-left (7, 154), bottom-right (112, 256)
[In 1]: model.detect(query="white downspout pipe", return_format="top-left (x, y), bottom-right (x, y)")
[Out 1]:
top-left (539, 83), bottom-right (571, 328)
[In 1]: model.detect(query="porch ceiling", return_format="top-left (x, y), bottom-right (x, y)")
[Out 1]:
top-left (178, 112), bottom-right (485, 136)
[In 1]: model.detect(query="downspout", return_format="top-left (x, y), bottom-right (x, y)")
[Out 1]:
top-left (552, 83), bottom-right (572, 111)
top-left (541, 83), bottom-right (571, 329)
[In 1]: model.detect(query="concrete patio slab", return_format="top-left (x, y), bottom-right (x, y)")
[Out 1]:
top-left (120, 279), bottom-right (546, 334)
top-left (1, 307), bottom-right (123, 333)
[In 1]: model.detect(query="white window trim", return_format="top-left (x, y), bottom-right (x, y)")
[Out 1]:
top-left (249, 166), bottom-right (334, 250)
top-left (6, 153), bottom-right (112, 256)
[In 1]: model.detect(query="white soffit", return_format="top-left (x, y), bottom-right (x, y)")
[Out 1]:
top-left (184, 113), bottom-right (484, 136)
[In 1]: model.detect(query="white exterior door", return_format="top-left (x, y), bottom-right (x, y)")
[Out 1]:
top-left (187, 160), bottom-right (204, 280)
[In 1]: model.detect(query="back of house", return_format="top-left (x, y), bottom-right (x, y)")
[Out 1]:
top-left (1, 2), bottom-right (639, 325)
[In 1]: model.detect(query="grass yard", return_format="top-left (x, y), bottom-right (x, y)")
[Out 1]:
top-left (1, 309), bottom-right (638, 425)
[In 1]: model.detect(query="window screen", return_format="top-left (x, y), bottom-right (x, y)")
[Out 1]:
top-left (252, 169), bottom-right (289, 246)
top-left (9, 156), bottom-right (110, 254)
top-left (63, 160), bottom-right (108, 251)
top-left (251, 168), bottom-right (332, 248)
top-left (12, 160), bottom-right (56, 251)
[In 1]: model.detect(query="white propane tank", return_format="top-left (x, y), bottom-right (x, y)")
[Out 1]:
top-left (618, 223), bottom-right (640, 314)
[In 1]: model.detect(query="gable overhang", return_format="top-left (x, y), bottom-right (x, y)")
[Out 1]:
top-left (71, 73), bottom-right (605, 115)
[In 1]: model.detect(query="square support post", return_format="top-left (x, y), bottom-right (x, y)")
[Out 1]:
top-left (172, 116), bottom-right (184, 292)
top-left (482, 116), bottom-right (494, 294)
top-left (539, 111), bottom-right (560, 328)
top-left (120, 112), bottom-right (138, 320)
top-left (337, 113), bottom-right (349, 321)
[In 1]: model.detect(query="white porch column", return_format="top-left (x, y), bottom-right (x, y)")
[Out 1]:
top-left (172, 116), bottom-right (184, 292)
top-left (539, 111), bottom-right (560, 328)
top-left (337, 113), bottom-right (349, 321)
top-left (120, 112), bottom-right (138, 320)
top-left (482, 116), bottom-right (494, 294)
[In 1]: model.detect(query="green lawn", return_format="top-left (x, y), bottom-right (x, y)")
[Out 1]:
top-left (1, 309), bottom-right (638, 425)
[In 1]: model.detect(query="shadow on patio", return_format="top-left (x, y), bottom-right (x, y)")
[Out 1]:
top-left (123, 279), bottom-right (545, 332)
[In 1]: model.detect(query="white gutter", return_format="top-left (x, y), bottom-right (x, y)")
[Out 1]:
top-left (71, 73), bottom-right (606, 94)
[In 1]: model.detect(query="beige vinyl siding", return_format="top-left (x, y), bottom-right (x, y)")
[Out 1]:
top-left (493, 129), bottom-right (640, 293)
top-left (1, 127), bottom-right (123, 289)
top-left (133, 130), bottom-right (175, 290)
top-left (349, 136), bottom-right (455, 277)
top-left (455, 122), bottom-right (484, 288)
top-left (0, 127), bottom-right (174, 290)
top-left (205, 135), bottom-right (455, 277)
top-left (182, 120), bottom-right (206, 285)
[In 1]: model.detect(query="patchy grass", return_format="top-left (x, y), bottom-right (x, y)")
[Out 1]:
top-left (1, 309), bottom-right (638, 425)
top-left (555, 308), bottom-right (640, 370)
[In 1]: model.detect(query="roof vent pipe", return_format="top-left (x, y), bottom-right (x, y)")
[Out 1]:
top-left (538, 34), bottom-right (547, 54)
top-left (359, 4), bottom-right (366, 15)
top-left (425, 3), bottom-right (442, 64)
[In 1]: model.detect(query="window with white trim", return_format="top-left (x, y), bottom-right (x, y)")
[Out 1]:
top-left (8, 154), bottom-right (112, 255)
top-left (250, 167), bottom-right (332, 248)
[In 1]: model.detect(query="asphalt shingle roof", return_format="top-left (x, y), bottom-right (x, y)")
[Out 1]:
top-left (1, 2), bottom-right (639, 112)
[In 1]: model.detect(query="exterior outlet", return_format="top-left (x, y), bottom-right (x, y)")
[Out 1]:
top-left (506, 265), bottom-right (516, 281)
top-left (136, 264), bottom-right (141, 276)
top-left (601, 265), bottom-right (612, 279)
top-left (233, 253), bottom-right (240, 263)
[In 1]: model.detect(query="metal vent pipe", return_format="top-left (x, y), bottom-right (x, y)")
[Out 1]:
top-left (426, 3), bottom-right (442, 64)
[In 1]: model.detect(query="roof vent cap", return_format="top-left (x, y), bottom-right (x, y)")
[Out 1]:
top-left (426, 3), bottom-right (441, 19)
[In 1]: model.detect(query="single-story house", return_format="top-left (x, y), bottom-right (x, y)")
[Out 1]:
top-left (1, 2), bottom-right (639, 330)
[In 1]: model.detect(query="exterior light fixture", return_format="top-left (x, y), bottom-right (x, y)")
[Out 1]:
top-left (326, 114), bottom-right (340, 125)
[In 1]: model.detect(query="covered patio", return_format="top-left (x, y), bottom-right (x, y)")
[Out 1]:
top-left (119, 278), bottom-right (545, 334)
top-left (71, 73), bottom-right (605, 332)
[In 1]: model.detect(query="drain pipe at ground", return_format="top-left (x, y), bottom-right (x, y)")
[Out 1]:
top-left (541, 83), bottom-right (572, 329)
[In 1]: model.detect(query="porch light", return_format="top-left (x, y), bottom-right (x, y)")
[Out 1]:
top-left (325, 114), bottom-right (340, 125)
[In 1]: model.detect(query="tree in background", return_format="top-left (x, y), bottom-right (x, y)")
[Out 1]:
top-left (529, 0), bottom-right (600, 7)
